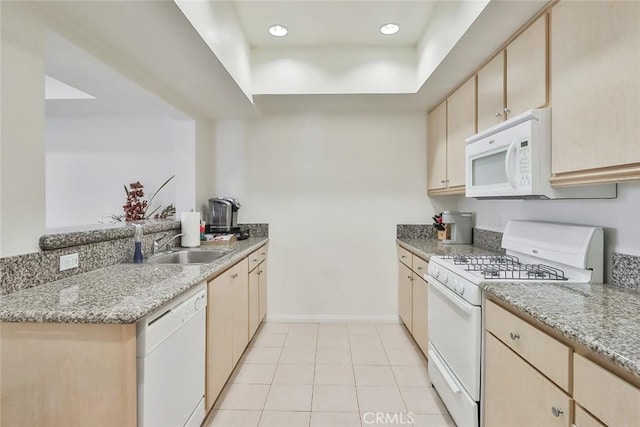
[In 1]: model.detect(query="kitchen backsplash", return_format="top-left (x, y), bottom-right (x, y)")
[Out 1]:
top-left (396, 224), bottom-right (437, 239)
top-left (0, 222), bottom-right (269, 295)
top-left (472, 228), bottom-right (504, 252)
top-left (612, 253), bottom-right (640, 290)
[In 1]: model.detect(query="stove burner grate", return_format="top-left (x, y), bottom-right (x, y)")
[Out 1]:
top-left (440, 254), bottom-right (567, 281)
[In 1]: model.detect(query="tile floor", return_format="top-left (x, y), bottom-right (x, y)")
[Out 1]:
top-left (204, 322), bottom-right (456, 427)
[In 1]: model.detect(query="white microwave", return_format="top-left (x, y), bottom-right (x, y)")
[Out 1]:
top-left (464, 109), bottom-right (616, 199)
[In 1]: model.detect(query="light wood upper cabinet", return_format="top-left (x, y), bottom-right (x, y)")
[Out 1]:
top-left (427, 101), bottom-right (448, 192)
top-left (447, 76), bottom-right (477, 189)
top-left (550, 0), bottom-right (640, 185)
top-left (477, 52), bottom-right (506, 131)
top-left (484, 333), bottom-right (572, 427)
top-left (506, 14), bottom-right (548, 118)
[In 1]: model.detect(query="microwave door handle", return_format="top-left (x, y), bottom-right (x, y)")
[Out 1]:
top-left (504, 139), bottom-right (519, 189)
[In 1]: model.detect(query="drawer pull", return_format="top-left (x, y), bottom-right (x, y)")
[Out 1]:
top-left (260, 252), bottom-right (266, 256)
top-left (551, 407), bottom-right (564, 417)
top-left (417, 266), bottom-right (423, 270)
top-left (252, 258), bottom-right (258, 262)
top-left (401, 255), bottom-right (406, 258)
top-left (509, 332), bottom-right (520, 341)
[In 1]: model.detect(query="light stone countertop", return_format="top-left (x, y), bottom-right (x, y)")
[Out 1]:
top-left (0, 237), bottom-right (268, 324)
top-left (396, 238), bottom-right (500, 260)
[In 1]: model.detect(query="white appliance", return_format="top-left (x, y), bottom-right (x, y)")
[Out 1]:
top-left (426, 220), bottom-right (604, 427)
top-left (465, 109), bottom-right (616, 199)
top-left (137, 282), bottom-right (208, 427)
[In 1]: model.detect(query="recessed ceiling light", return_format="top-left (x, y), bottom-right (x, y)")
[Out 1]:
top-left (268, 25), bottom-right (288, 37)
top-left (380, 23), bottom-right (400, 36)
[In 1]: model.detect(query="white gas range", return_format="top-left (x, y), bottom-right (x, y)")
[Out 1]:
top-left (426, 220), bottom-right (604, 427)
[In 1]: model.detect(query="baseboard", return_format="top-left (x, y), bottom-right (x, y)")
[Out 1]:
top-left (264, 314), bottom-right (400, 324)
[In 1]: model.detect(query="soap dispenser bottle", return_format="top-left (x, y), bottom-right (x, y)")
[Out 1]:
top-left (133, 224), bottom-right (144, 263)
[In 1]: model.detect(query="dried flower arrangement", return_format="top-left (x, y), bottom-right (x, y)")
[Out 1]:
top-left (111, 175), bottom-right (176, 222)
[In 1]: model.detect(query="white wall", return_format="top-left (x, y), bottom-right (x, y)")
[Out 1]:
top-left (195, 119), bottom-right (217, 215)
top-left (1, 1), bottom-right (46, 256)
top-left (252, 46), bottom-right (417, 95)
top-left (456, 181), bottom-right (640, 280)
top-left (46, 116), bottom-right (195, 228)
top-left (174, 0), bottom-right (253, 101)
top-left (215, 113), bottom-right (435, 321)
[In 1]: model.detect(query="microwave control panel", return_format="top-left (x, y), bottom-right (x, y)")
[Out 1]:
top-left (518, 140), bottom-right (531, 187)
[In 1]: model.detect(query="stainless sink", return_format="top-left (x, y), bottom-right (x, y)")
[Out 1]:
top-left (145, 249), bottom-right (234, 265)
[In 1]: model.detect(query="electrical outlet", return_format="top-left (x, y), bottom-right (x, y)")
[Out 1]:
top-left (60, 253), bottom-right (79, 271)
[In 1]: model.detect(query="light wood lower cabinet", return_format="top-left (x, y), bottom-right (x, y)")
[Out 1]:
top-left (411, 275), bottom-right (428, 355)
top-left (398, 261), bottom-right (413, 331)
top-left (484, 332), bottom-right (572, 427)
top-left (231, 259), bottom-right (249, 367)
top-left (258, 261), bottom-right (268, 322)
top-left (574, 352), bottom-right (640, 426)
top-left (249, 266), bottom-right (260, 339)
top-left (0, 322), bottom-right (137, 427)
top-left (574, 404), bottom-right (605, 427)
top-left (397, 245), bottom-right (429, 358)
top-left (206, 257), bottom-right (249, 410)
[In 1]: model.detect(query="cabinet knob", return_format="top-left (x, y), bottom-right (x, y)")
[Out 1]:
top-left (503, 107), bottom-right (511, 114)
top-left (260, 252), bottom-right (266, 256)
top-left (231, 273), bottom-right (239, 279)
top-left (417, 266), bottom-right (422, 270)
top-left (495, 112), bottom-right (502, 118)
top-left (509, 332), bottom-right (520, 341)
top-left (401, 255), bottom-right (406, 259)
top-left (259, 270), bottom-right (263, 274)
top-left (252, 258), bottom-right (258, 262)
top-left (551, 407), bottom-right (564, 417)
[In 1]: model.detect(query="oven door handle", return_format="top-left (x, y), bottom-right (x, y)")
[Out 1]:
top-left (428, 279), bottom-right (473, 316)
top-left (428, 349), bottom-right (461, 394)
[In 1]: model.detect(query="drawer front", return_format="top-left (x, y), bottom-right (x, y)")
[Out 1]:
top-left (257, 245), bottom-right (268, 264)
top-left (574, 353), bottom-right (640, 426)
top-left (397, 246), bottom-right (413, 269)
top-left (412, 255), bottom-right (428, 277)
top-left (574, 404), bottom-right (605, 427)
top-left (248, 249), bottom-right (261, 272)
top-left (486, 300), bottom-right (571, 392)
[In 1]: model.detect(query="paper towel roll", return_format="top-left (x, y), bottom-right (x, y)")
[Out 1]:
top-left (181, 212), bottom-right (201, 248)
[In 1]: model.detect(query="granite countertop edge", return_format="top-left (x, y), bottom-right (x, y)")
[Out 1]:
top-left (0, 237), bottom-right (268, 325)
top-left (396, 237), bottom-right (500, 260)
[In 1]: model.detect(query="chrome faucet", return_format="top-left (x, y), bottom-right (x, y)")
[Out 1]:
top-left (153, 233), bottom-right (183, 254)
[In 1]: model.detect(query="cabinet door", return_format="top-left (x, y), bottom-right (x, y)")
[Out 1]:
top-left (447, 76), bottom-right (476, 188)
top-left (206, 274), bottom-right (233, 410)
top-left (248, 267), bottom-right (260, 340)
top-left (506, 13), bottom-right (547, 118)
top-left (477, 51), bottom-right (505, 131)
top-left (427, 101), bottom-right (448, 191)
top-left (258, 261), bottom-right (268, 322)
top-left (484, 333), bottom-right (572, 427)
top-left (574, 404), bottom-right (605, 427)
top-left (551, 1), bottom-right (640, 179)
top-left (398, 262), bottom-right (413, 331)
top-left (231, 259), bottom-right (249, 367)
top-left (411, 275), bottom-right (428, 356)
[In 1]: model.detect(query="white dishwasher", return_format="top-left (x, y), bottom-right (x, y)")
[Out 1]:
top-left (137, 282), bottom-right (207, 427)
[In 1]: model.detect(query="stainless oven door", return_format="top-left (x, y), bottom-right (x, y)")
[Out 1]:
top-left (427, 277), bottom-right (481, 400)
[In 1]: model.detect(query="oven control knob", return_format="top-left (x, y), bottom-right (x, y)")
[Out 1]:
top-left (431, 266), bottom-right (439, 278)
top-left (440, 273), bottom-right (448, 284)
top-left (457, 283), bottom-right (465, 295)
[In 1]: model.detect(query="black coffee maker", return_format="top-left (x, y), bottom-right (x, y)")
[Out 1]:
top-left (208, 197), bottom-right (241, 233)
